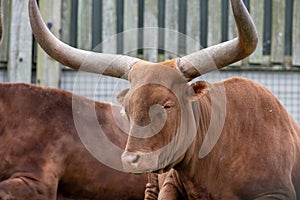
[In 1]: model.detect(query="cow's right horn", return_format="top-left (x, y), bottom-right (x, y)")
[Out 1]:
top-left (28, 0), bottom-right (144, 79)
top-left (176, 0), bottom-right (258, 81)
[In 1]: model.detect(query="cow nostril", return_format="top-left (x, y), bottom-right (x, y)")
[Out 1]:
top-left (122, 151), bottom-right (141, 165)
top-left (132, 154), bottom-right (140, 164)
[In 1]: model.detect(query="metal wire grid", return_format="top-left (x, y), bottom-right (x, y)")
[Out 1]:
top-left (60, 70), bottom-right (300, 124)
top-left (0, 69), bottom-right (297, 124)
top-left (215, 71), bottom-right (300, 123)
top-left (0, 69), bottom-right (9, 82)
top-left (60, 70), bottom-right (130, 105)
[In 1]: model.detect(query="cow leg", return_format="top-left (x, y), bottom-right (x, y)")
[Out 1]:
top-left (157, 183), bottom-right (185, 200)
top-left (144, 172), bottom-right (184, 200)
top-left (144, 183), bottom-right (159, 200)
top-left (144, 179), bottom-right (184, 200)
top-left (0, 174), bottom-right (58, 200)
top-left (157, 170), bottom-right (186, 200)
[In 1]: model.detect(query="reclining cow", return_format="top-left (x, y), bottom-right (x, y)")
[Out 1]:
top-left (29, 0), bottom-right (300, 199)
top-left (0, 83), bottom-right (148, 200)
top-left (0, 2), bottom-right (148, 199)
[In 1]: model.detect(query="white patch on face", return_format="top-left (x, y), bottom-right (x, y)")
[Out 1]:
top-left (120, 107), bottom-right (127, 117)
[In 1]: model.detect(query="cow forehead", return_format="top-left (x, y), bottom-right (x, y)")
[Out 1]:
top-left (128, 64), bottom-right (186, 87)
top-left (123, 64), bottom-right (191, 112)
top-left (130, 84), bottom-right (175, 103)
top-left (125, 65), bottom-right (189, 106)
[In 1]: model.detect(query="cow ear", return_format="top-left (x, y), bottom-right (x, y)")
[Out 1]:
top-left (189, 81), bottom-right (210, 100)
top-left (117, 88), bottom-right (129, 104)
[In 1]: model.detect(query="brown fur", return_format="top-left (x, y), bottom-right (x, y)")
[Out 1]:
top-left (0, 83), bottom-right (147, 200)
top-left (119, 64), bottom-right (300, 200)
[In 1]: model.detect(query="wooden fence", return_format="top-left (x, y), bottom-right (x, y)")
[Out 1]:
top-left (0, 0), bottom-right (299, 87)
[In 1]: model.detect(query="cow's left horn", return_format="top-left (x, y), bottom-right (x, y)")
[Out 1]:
top-left (176, 0), bottom-right (258, 81)
top-left (28, 0), bottom-right (143, 79)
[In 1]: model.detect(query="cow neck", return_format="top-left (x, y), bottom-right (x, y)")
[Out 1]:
top-left (175, 94), bottom-right (212, 178)
top-left (170, 94), bottom-right (213, 199)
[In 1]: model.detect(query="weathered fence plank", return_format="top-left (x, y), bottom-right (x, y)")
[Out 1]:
top-left (186, 0), bottom-right (200, 54)
top-left (207, 0), bottom-right (222, 47)
top-left (228, 0), bottom-right (242, 66)
top-left (0, 0), bottom-right (11, 66)
top-left (1, 0), bottom-right (299, 86)
top-left (270, 0), bottom-right (285, 64)
top-left (60, 0), bottom-right (72, 70)
top-left (61, 0), bottom-right (71, 44)
top-left (8, 0), bottom-right (32, 83)
top-left (77, 0), bottom-right (92, 50)
top-left (143, 0), bottom-right (158, 62)
top-left (124, 0), bottom-right (139, 56)
top-left (249, 0), bottom-right (269, 64)
top-left (36, 0), bottom-right (61, 87)
top-left (228, 0), bottom-right (236, 40)
top-left (164, 0), bottom-right (178, 60)
top-left (102, 1), bottom-right (117, 54)
top-left (293, 0), bottom-right (300, 66)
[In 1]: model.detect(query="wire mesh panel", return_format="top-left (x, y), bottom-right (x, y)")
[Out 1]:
top-left (0, 69), bottom-right (8, 82)
top-left (61, 70), bottom-right (300, 124)
top-left (60, 70), bottom-right (130, 104)
top-left (207, 71), bottom-right (300, 123)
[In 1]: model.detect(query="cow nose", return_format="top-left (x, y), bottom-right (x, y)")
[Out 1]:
top-left (122, 151), bottom-right (159, 173)
top-left (122, 151), bottom-right (140, 164)
top-left (121, 151), bottom-right (141, 171)
top-left (131, 154), bottom-right (140, 163)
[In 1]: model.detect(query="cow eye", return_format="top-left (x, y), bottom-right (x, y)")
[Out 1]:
top-left (163, 102), bottom-right (174, 110)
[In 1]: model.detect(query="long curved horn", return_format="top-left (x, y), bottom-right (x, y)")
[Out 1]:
top-left (176, 0), bottom-right (258, 81)
top-left (28, 0), bottom-right (142, 79)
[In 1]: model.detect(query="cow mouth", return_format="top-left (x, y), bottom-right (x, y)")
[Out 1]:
top-left (121, 149), bottom-right (184, 174)
top-left (121, 151), bottom-right (166, 174)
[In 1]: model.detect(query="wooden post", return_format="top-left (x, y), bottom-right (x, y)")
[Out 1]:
top-left (0, 0), bottom-right (12, 66)
top-left (186, 0), bottom-right (200, 54)
top-left (36, 0), bottom-right (62, 87)
top-left (293, 0), bottom-right (300, 66)
top-left (102, 1), bottom-right (117, 53)
top-left (77, 0), bottom-right (92, 50)
top-left (60, 0), bottom-right (72, 71)
top-left (228, 0), bottom-right (242, 66)
top-left (207, 0), bottom-right (222, 47)
top-left (143, 0), bottom-right (158, 62)
top-left (8, 0), bottom-right (32, 83)
top-left (164, 0), bottom-right (178, 60)
top-left (124, 0), bottom-right (139, 56)
top-left (270, 0), bottom-right (285, 65)
top-left (61, 0), bottom-right (72, 44)
top-left (249, 0), bottom-right (269, 65)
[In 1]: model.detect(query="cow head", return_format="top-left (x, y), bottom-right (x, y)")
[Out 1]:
top-left (117, 63), bottom-right (205, 173)
top-left (29, 0), bottom-right (257, 173)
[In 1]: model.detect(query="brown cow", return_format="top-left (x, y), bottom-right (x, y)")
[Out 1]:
top-left (0, 82), bottom-right (147, 200)
top-left (29, 0), bottom-right (300, 199)
top-left (0, 2), bottom-right (147, 199)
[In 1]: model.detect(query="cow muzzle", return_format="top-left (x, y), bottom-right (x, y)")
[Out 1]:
top-left (121, 151), bottom-right (158, 173)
